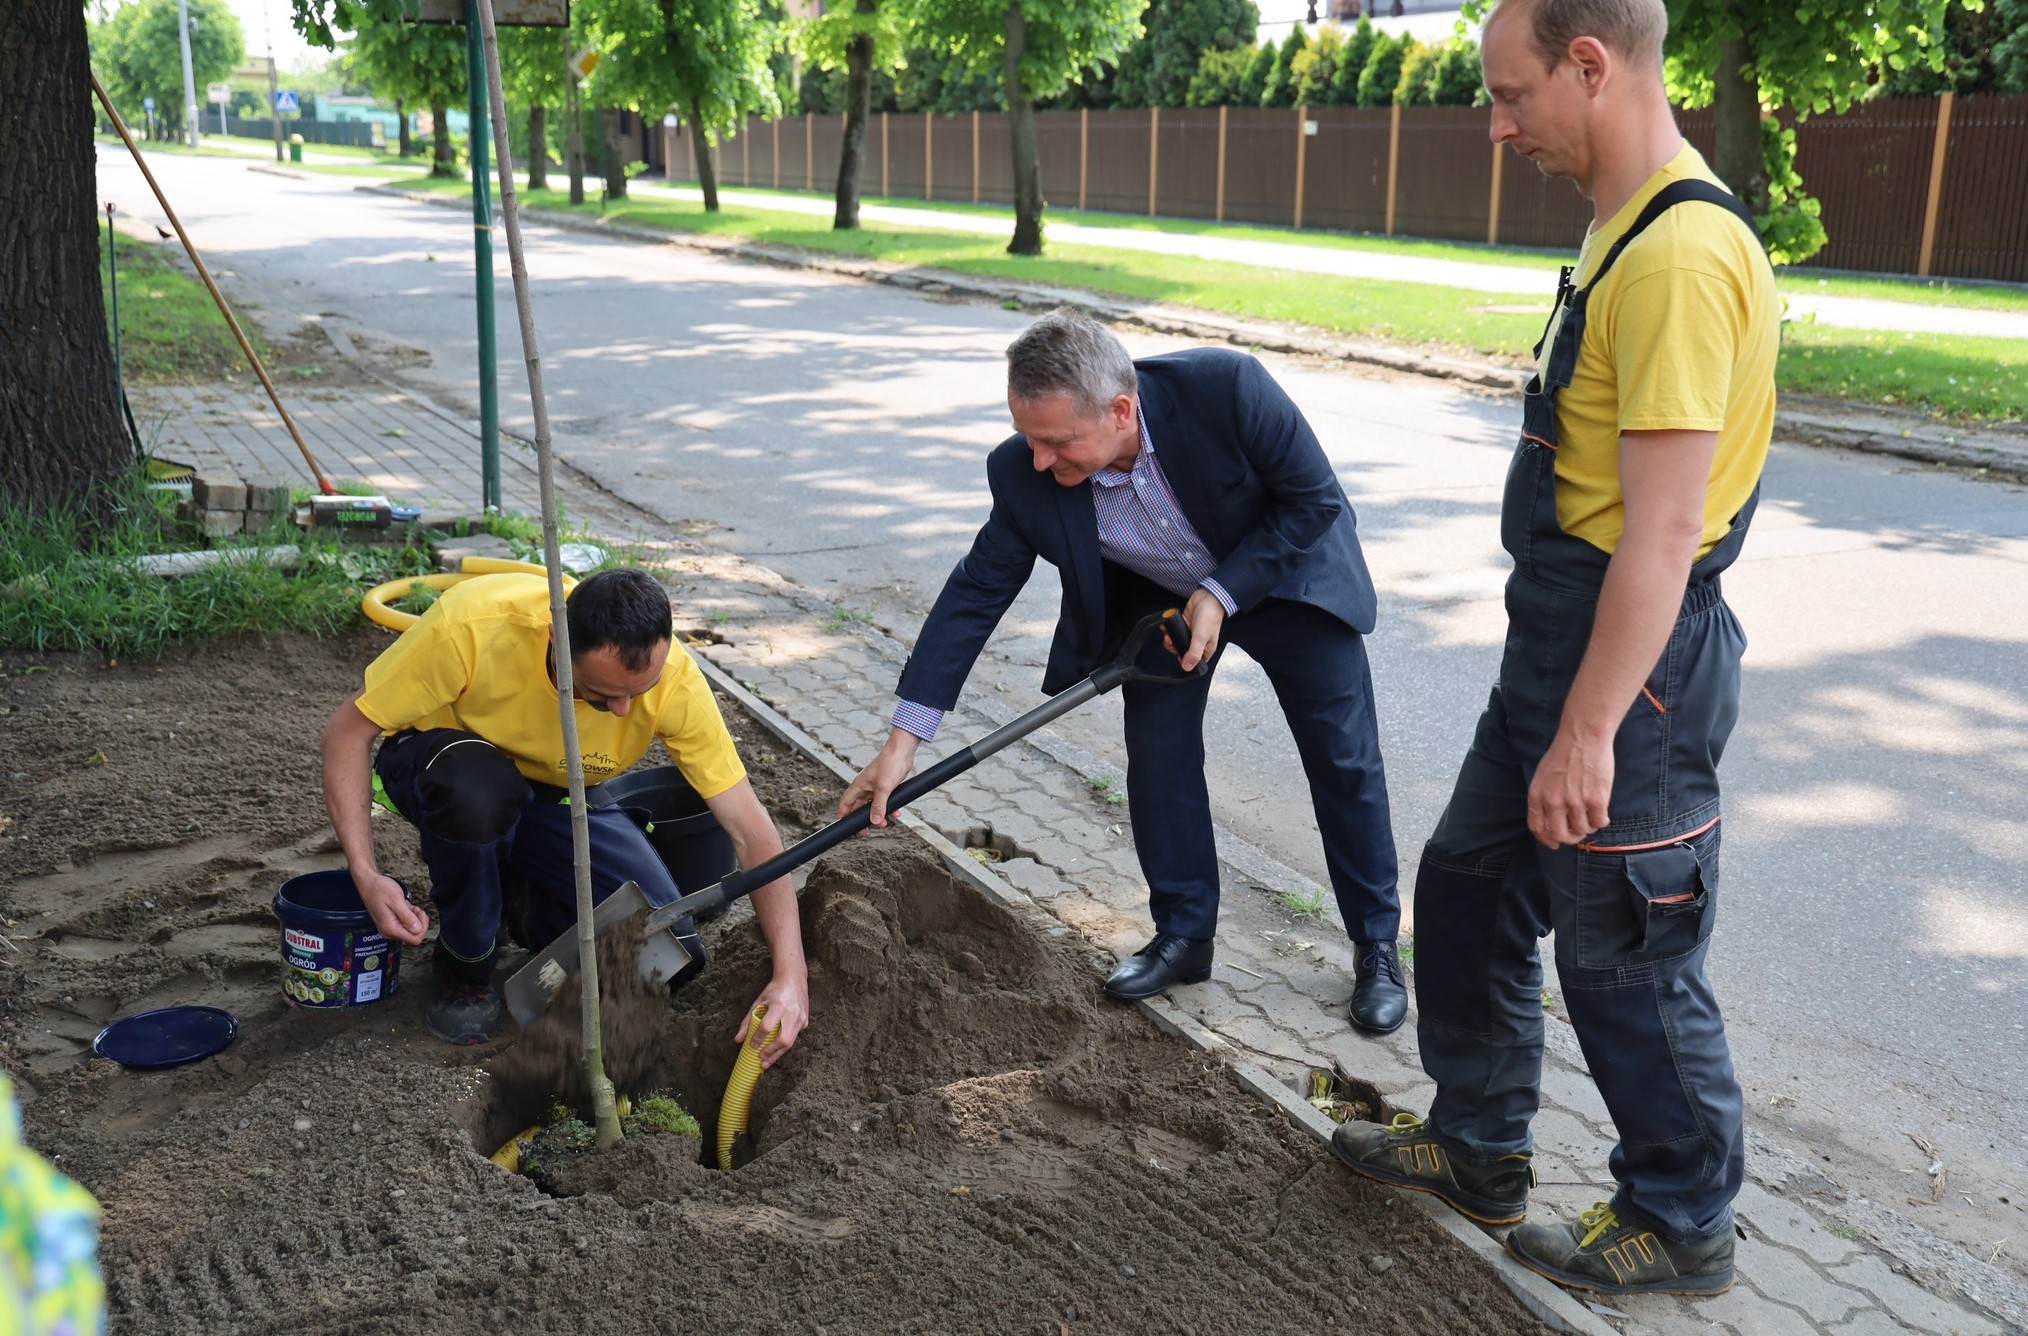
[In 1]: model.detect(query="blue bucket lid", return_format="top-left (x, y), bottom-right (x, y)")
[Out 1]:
top-left (93, 1006), bottom-right (240, 1070)
top-left (275, 869), bottom-right (399, 928)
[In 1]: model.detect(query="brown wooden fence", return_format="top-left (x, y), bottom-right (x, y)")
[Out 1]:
top-left (659, 94), bottom-right (2028, 282)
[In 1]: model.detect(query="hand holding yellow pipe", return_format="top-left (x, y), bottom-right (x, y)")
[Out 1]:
top-left (717, 1004), bottom-right (782, 1170)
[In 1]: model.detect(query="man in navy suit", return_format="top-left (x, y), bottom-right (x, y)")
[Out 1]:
top-left (838, 311), bottom-right (1405, 1032)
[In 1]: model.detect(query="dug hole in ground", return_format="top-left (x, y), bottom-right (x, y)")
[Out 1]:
top-left (0, 626), bottom-right (1552, 1334)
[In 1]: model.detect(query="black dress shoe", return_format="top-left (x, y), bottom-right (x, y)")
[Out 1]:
top-left (1347, 939), bottom-right (1408, 1034)
top-left (1103, 933), bottom-right (1214, 1000)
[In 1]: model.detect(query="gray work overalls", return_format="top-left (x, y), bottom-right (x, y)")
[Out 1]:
top-left (1414, 180), bottom-right (1765, 1243)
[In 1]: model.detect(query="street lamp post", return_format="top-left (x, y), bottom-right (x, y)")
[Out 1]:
top-left (176, 0), bottom-right (201, 147)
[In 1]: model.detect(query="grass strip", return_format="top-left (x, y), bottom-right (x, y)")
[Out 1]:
top-left (0, 487), bottom-right (430, 659)
top-left (407, 182), bottom-right (2028, 422)
top-left (101, 219), bottom-right (263, 385)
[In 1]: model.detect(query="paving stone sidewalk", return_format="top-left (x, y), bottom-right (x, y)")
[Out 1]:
top-left (154, 374), bottom-right (2016, 1336)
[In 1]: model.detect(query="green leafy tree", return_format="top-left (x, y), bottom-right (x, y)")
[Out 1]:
top-left (1354, 30), bottom-right (1409, 106)
top-left (1325, 14), bottom-right (1374, 105)
top-left (892, 43), bottom-right (1003, 110)
top-left (1259, 25), bottom-right (1305, 106)
top-left (1664, 0), bottom-right (1964, 264)
top-left (1185, 43), bottom-right (1254, 104)
top-left (907, 0), bottom-right (1144, 255)
top-left (1289, 23), bottom-right (1343, 106)
top-left (796, 0), bottom-right (907, 226)
top-left (1397, 36), bottom-right (1479, 106)
top-left (501, 28), bottom-right (571, 191)
top-left (92, 0), bottom-right (245, 141)
top-left (577, 0), bottom-right (782, 209)
top-left (1115, 0), bottom-right (1259, 108)
top-left (1884, 0), bottom-right (2028, 92)
top-left (344, 16), bottom-right (467, 177)
top-left (1236, 38), bottom-right (1275, 103)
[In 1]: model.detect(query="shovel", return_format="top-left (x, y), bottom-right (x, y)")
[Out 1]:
top-left (503, 608), bottom-right (1207, 1027)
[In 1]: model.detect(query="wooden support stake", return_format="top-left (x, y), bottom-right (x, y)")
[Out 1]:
top-left (1148, 106), bottom-right (1160, 216)
top-left (925, 112), bottom-right (934, 200)
top-left (1293, 105), bottom-right (1308, 229)
top-left (973, 110), bottom-right (981, 203)
top-left (1918, 90), bottom-right (1955, 278)
top-left (881, 111), bottom-right (889, 197)
top-left (1216, 104), bottom-right (1227, 223)
top-left (1079, 106), bottom-right (1089, 212)
top-left (1384, 102), bottom-right (1401, 235)
top-left (1487, 138), bottom-right (1505, 244)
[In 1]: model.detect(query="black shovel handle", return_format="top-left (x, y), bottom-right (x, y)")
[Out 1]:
top-left (640, 608), bottom-right (1204, 935)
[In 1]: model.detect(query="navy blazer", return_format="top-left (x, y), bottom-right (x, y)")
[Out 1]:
top-left (896, 347), bottom-right (1378, 711)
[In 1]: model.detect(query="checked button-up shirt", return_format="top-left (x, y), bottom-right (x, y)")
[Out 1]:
top-left (892, 410), bottom-right (1236, 744)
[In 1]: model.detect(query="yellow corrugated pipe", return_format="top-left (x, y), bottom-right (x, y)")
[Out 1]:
top-left (716, 1005), bottom-right (781, 1170)
top-left (490, 1095), bottom-right (632, 1173)
top-left (361, 557), bottom-right (567, 633)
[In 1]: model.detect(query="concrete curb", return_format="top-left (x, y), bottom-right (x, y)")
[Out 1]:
top-left (364, 181), bottom-right (2028, 477)
top-left (689, 650), bottom-right (1618, 1336)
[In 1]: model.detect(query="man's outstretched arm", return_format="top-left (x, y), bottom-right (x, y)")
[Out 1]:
top-left (319, 693), bottom-right (429, 944)
top-left (704, 777), bottom-right (809, 1070)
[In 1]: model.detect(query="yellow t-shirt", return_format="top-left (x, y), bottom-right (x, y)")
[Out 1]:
top-left (1539, 143), bottom-right (1780, 556)
top-left (354, 573), bottom-right (746, 796)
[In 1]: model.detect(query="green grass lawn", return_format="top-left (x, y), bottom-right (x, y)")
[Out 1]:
top-left (407, 180), bottom-right (2028, 422)
top-left (641, 179), bottom-right (2028, 317)
top-left (100, 219), bottom-right (261, 384)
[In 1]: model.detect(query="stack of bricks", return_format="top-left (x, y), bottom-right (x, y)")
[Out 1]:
top-left (176, 476), bottom-right (293, 540)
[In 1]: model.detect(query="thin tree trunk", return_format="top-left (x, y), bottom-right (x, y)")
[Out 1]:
top-left (833, 0), bottom-right (875, 229)
top-left (430, 102), bottom-right (457, 177)
top-left (527, 105), bottom-right (548, 191)
top-left (600, 106), bottom-right (628, 200)
top-left (690, 97), bottom-right (720, 211)
top-left (1004, 1), bottom-right (1044, 255)
top-left (397, 97), bottom-right (413, 157)
top-left (1, 0), bottom-right (129, 523)
top-left (566, 75), bottom-right (585, 205)
top-left (1711, 21), bottom-right (1767, 219)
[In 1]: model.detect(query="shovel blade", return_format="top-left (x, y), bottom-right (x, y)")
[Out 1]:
top-left (501, 880), bottom-right (701, 1028)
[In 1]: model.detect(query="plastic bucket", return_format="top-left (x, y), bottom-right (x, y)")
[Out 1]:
top-left (594, 767), bottom-right (737, 896)
top-left (272, 871), bottom-right (402, 1008)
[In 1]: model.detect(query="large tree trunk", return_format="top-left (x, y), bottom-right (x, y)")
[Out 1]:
top-left (833, 0), bottom-right (876, 229)
top-left (1004, 2), bottom-right (1044, 256)
top-left (527, 105), bottom-right (549, 191)
top-left (690, 97), bottom-right (721, 212)
top-left (430, 102), bottom-right (457, 177)
top-left (397, 97), bottom-right (413, 157)
top-left (1711, 21), bottom-right (1768, 219)
top-left (601, 106), bottom-right (628, 200)
top-left (566, 76), bottom-right (586, 205)
top-left (0, 0), bottom-right (131, 524)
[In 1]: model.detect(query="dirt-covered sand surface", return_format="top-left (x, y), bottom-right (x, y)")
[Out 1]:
top-left (0, 628), bottom-right (1550, 1335)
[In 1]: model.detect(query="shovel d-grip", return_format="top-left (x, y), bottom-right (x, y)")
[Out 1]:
top-left (504, 608), bottom-right (1205, 1026)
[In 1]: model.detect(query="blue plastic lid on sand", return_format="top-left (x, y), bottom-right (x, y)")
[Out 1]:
top-left (92, 1006), bottom-right (240, 1070)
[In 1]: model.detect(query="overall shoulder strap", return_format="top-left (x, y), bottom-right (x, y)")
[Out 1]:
top-left (1578, 178), bottom-right (1757, 296)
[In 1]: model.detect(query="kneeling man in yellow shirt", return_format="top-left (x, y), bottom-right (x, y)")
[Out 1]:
top-left (320, 569), bottom-right (808, 1053)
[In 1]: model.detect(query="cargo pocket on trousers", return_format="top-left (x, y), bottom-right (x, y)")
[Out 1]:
top-left (1574, 833), bottom-right (1717, 969)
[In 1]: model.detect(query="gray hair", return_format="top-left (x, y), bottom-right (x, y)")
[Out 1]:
top-left (1492, 0), bottom-right (1668, 71)
top-left (1005, 309), bottom-right (1138, 419)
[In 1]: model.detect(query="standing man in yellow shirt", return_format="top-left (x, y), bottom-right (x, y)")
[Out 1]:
top-left (1331, 0), bottom-right (1778, 1298)
top-left (321, 568), bottom-right (809, 1054)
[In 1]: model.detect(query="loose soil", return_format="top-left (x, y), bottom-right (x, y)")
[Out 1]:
top-left (0, 627), bottom-right (1551, 1335)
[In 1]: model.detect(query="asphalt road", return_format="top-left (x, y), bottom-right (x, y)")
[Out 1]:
top-left (97, 151), bottom-right (2028, 1270)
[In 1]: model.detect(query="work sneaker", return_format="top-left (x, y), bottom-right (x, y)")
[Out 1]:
top-left (1505, 1202), bottom-right (1736, 1296)
top-left (426, 976), bottom-right (503, 1046)
top-left (1329, 1112), bottom-right (1533, 1225)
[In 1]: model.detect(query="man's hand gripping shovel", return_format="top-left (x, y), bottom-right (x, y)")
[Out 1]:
top-left (502, 608), bottom-right (1209, 1027)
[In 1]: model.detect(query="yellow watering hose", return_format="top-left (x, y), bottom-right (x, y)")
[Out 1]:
top-left (360, 557), bottom-right (570, 633)
top-left (717, 1005), bottom-right (781, 1170)
top-left (490, 1095), bottom-right (633, 1174)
